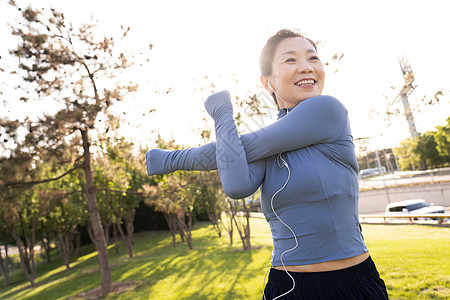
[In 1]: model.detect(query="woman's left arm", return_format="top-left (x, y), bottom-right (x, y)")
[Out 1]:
top-left (236, 92), bottom-right (349, 161)
top-left (204, 90), bottom-right (348, 198)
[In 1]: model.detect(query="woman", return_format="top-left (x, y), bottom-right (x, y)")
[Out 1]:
top-left (146, 29), bottom-right (389, 299)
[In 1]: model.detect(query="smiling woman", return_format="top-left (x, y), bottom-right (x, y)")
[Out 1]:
top-left (259, 30), bottom-right (324, 109)
top-left (145, 29), bottom-right (389, 300)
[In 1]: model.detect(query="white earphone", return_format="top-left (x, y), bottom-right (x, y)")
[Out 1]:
top-left (262, 153), bottom-right (298, 300)
top-left (267, 82), bottom-right (288, 111)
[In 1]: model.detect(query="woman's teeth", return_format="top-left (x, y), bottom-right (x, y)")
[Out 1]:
top-left (295, 79), bottom-right (315, 86)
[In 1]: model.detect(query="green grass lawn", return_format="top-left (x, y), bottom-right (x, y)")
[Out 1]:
top-left (0, 219), bottom-right (449, 299)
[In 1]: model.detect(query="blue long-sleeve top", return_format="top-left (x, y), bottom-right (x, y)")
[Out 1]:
top-left (146, 91), bottom-right (368, 266)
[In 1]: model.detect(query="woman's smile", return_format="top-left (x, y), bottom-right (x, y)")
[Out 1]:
top-left (294, 78), bottom-right (317, 87)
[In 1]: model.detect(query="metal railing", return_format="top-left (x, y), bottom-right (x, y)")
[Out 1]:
top-left (359, 167), bottom-right (450, 190)
top-left (360, 213), bottom-right (450, 224)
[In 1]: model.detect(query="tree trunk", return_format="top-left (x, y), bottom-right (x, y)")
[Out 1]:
top-left (242, 200), bottom-right (252, 250)
top-left (420, 160), bottom-right (427, 170)
top-left (176, 208), bottom-right (193, 250)
top-left (11, 228), bottom-right (34, 287)
top-left (41, 235), bottom-right (52, 264)
top-left (116, 223), bottom-right (126, 254)
top-left (178, 225), bottom-right (185, 243)
top-left (103, 221), bottom-right (111, 245)
top-left (164, 213), bottom-right (178, 247)
top-left (232, 210), bottom-right (247, 250)
top-left (228, 199), bottom-right (249, 250)
top-left (125, 216), bottom-right (134, 258)
top-left (64, 232), bottom-right (71, 269)
top-left (207, 211), bottom-right (222, 237)
top-left (69, 232), bottom-right (74, 253)
top-left (226, 213), bottom-right (233, 246)
top-left (76, 230), bottom-right (82, 258)
top-left (86, 223), bottom-right (95, 245)
top-left (56, 234), bottom-right (63, 259)
top-left (57, 228), bottom-right (71, 270)
top-left (127, 211), bottom-right (135, 246)
top-left (177, 215), bottom-right (185, 243)
top-left (176, 219), bottom-right (189, 249)
top-left (186, 208), bottom-right (193, 250)
top-left (116, 220), bottom-right (133, 259)
top-left (0, 242), bottom-right (10, 287)
top-left (112, 223), bottom-right (119, 255)
top-left (80, 128), bottom-right (112, 295)
top-left (222, 204), bottom-right (234, 246)
top-left (125, 220), bottom-right (134, 258)
top-left (25, 219), bottom-right (37, 285)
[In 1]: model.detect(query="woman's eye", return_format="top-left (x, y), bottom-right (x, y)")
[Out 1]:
top-left (285, 58), bottom-right (296, 63)
top-left (310, 56), bottom-right (320, 61)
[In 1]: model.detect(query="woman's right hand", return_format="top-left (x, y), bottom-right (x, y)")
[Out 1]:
top-left (204, 90), bottom-right (232, 120)
top-left (145, 148), bottom-right (169, 175)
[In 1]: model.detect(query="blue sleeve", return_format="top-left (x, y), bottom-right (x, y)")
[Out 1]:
top-left (146, 143), bottom-right (218, 175)
top-left (145, 141), bottom-right (266, 199)
top-left (237, 94), bottom-right (349, 161)
top-left (146, 92), bottom-right (348, 175)
top-left (203, 91), bottom-right (266, 199)
top-left (146, 92), bottom-right (348, 199)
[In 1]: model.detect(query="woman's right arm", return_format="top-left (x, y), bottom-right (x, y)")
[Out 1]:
top-left (145, 143), bottom-right (217, 175)
top-left (146, 142), bottom-right (266, 198)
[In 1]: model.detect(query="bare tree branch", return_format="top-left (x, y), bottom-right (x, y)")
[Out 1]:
top-left (4, 156), bottom-right (83, 188)
top-left (5, 165), bottom-right (80, 188)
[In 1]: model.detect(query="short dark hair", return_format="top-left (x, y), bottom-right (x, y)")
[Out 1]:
top-left (259, 29), bottom-right (317, 76)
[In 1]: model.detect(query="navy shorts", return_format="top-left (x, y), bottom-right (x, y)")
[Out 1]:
top-left (263, 256), bottom-right (389, 300)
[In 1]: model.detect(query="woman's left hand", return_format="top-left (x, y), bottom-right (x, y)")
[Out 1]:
top-left (204, 90), bottom-right (232, 119)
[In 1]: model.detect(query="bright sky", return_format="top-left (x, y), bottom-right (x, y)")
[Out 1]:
top-left (1, 0), bottom-right (450, 154)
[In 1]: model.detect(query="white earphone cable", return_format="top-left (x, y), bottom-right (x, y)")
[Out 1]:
top-left (263, 153), bottom-right (298, 300)
top-left (268, 82), bottom-right (289, 114)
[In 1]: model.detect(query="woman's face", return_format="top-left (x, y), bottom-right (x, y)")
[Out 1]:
top-left (263, 37), bottom-right (325, 108)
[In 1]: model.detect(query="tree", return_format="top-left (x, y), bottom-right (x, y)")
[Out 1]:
top-left (226, 197), bottom-right (252, 250)
top-left (435, 117), bottom-right (450, 160)
top-left (144, 137), bottom-right (193, 248)
top-left (395, 138), bottom-right (420, 171)
top-left (40, 169), bottom-right (87, 270)
top-left (175, 171), bottom-right (202, 250)
top-left (0, 229), bottom-right (11, 286)
top-left (146, 175), bottom-right (183, 248)
top-left (194, 171), bottom-right (224, 237)
top-left (413, 131), bottom-right (446, 169)
top-left (146, 169), bottom-right (200, 250)
top-left (395, 129), bottom-right (447, 171)
top-left (0, 117), bottom-right (56, 287)
top-left (0, 196), bottom-right (14, 287)
top-left (93, 138), bottom-right (144, 258)
top-left (8, 3), bottom-right (142, 294)
top-left (10, 190), bottom-right (40, 287)
top-left (221, 201), bottom-right (234, 246)
top-left (116, 146), bottom-right (152, 258)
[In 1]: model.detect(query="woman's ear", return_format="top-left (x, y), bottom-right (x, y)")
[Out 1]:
top-left (260, 75), bottom-right (280, 110)
top-left (260, 75), bottom-right (272, 94)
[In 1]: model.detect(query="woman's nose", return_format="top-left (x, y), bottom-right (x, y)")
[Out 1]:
top-left (297, 62), bottom-right (313, 73)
